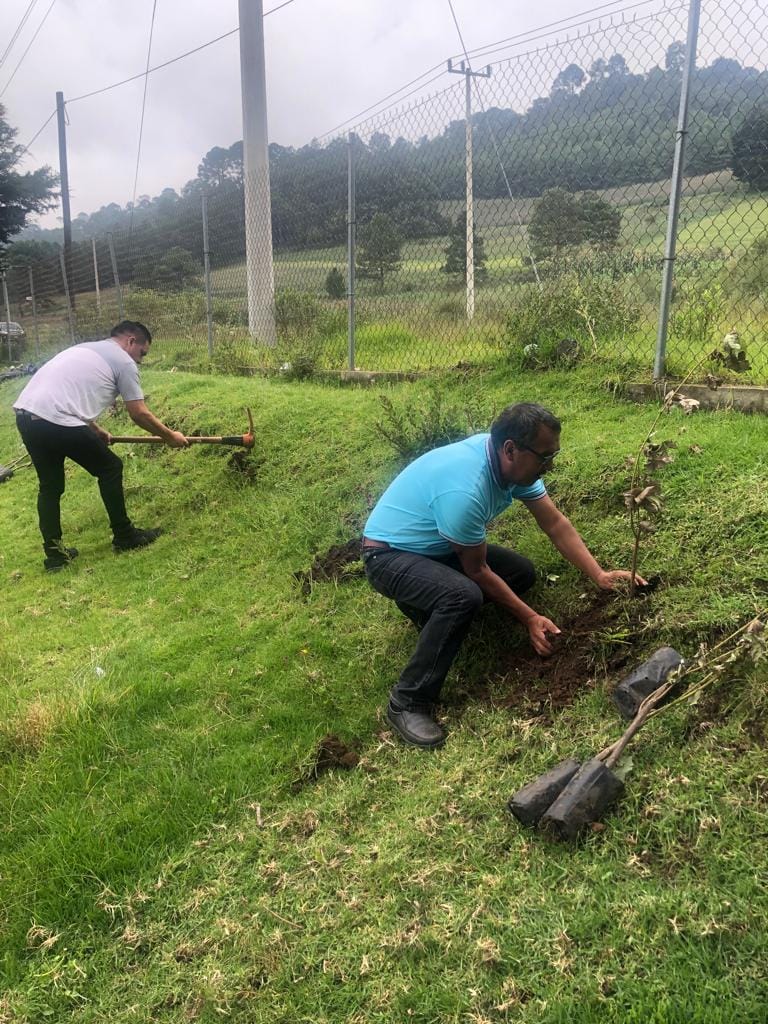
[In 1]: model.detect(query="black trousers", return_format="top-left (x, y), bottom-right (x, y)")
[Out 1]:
top-left (16, 413), bottom-right (131, 551)
top-left (363, 543), bottom-right (536, 709)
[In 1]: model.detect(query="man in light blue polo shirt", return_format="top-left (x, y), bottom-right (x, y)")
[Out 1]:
top-left (363, 402), bottom-right (642, 749)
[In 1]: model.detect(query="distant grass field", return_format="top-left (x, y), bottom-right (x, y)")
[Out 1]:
top-left (1, 364), bottom-right (767, 1021)
top-left (5, 172), bottom-right (767, 383)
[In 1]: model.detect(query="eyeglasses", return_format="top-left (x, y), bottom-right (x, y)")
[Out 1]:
top-left (517, 443), bottom-right (561, 466)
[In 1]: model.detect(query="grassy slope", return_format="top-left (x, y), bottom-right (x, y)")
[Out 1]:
top-left (1, 366), bottom-right (767, 1022)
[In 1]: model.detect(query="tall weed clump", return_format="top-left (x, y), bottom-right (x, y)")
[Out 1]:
top-left (375, 381), bottom-right (490, 462)
top-left (504, 272), bottom-right (639, 368)
top-left (727, 234), bottom-right (768, 301)
top-left (273, 288), bottom-right (350, 377)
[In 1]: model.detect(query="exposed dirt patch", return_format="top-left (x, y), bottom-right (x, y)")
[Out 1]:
top-left (227, 449), bottom-right (262, 481)
top-left (460, 586), bottom-right (662, 715)
top-left (294, 539), bottom-right (363, 595)
top-left (292, 734), bottom-right (360, 791)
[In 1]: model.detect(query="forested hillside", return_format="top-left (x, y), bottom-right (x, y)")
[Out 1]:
top-left (12, 46), bottom-right (767, 278)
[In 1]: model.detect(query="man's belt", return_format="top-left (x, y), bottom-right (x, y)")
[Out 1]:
top-left (15, 409), bottom-right (42, 421)
top-left (361, 537), bottom-right (392, 552)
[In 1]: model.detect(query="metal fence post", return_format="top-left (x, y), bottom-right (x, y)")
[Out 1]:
top-left (108, 232), bottom-right (124, 320)
top-left (59, 251), bottom-right (76, 344)
top-left (347, 132), bottom-right (357, 371)
top-left (28, 267), bottom-right (40, 359)
top-left (653, 0), bottom-right (701, 380)
top-left (202, 193), bottom-right (214, 359)
top-left (2, 273), bottom-right (13, 363)
top-left (92, 237), bottom-right (101, 315)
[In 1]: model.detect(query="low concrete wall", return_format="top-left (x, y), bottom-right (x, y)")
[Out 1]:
top-left (626, 382), bottom-right (768, 414)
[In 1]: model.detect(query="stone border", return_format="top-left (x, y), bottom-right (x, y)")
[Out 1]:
top-left (626, 382), bottom-right (768, 414)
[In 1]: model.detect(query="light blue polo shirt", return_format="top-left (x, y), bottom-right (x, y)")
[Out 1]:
top-left (364, 433), bottom-right (546, 556)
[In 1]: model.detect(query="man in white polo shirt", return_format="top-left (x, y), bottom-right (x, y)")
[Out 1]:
top-left (14, 320), bottom-right (188, 571)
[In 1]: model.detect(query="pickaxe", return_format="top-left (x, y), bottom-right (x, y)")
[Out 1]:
top-left (109, 407), bottom-right (255, 449)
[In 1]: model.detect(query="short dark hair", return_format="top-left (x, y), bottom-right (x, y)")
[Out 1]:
top-left (490, 402), bottom-right (561, 449)
top-left (111, 320), bottom-right (152, 344)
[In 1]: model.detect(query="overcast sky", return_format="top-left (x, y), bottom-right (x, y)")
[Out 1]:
top-left (0, 0), bottom-right (757, 229)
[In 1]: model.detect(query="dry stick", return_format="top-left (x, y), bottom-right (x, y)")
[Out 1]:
top-left (595, 681), bottom-right (675, 764)
top-left (627, 353), bottom-right (711, 595)
top-left (596, 611), bottom-right (767, 763)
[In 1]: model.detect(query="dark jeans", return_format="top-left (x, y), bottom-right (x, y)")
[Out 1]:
top-left (16, 412), bottom-right (131, 552)
top-left (364, 544), bottom-right (535, 709)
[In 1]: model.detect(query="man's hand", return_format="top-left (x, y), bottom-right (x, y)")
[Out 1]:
top-left (88, 422), bottom-right (113, 445)
top-left (525, 614), bottom-right (561, 657)
top-left (595, 569), bottom-right (647, 590)
top-left (166, 430), bottom-right (189, 449)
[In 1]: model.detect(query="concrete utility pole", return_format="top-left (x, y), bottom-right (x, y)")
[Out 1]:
top-left (238, 0), bottom-right (276, 346)
top-left (56, 91), bottom-right (74, 307)
top-left (447, 60), bottom-right (491, 322)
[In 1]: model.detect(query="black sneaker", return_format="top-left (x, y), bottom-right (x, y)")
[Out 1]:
top-left (112, 527), bottom-right (162, 552)
top-left (386, 701), bottom-right (446, 749)
top-left (43, 546), bottom-right (79, 573)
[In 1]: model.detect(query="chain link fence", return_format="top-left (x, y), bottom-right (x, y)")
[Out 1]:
top-left (2, 0), bottom-right (767, 383)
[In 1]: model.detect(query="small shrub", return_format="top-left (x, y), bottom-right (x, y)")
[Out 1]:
top-left (504, 274), bottom-right (638, 367)
top-left (375, 382), bottom-right (489, 462)
top-left (210, 339), bottom-right (262, 376)
top-left (727, 235), bottom-right (768, 300)
top-left (669, 284), bottom-right (725, 350)
top-left (274, 289), bottom-right (321, 334)
top-left (325, 267), bottom-right (346, 299)
top-left (211, 299), bottom-right (248, 328)
top-left (273, 334), bottom-right (326, 381)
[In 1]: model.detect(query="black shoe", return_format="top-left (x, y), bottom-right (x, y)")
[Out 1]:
top-left (387, 702), bottom-right (446, 749)
top-left (43, 546), bottom-right (79, 573)
top-left (112, 527), bottom-right (162, 552)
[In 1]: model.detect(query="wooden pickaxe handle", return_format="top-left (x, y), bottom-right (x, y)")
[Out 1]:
top-left (109, 407), bottom-right (255, 449)
top-left (109, 434), bottom-right (252, 447)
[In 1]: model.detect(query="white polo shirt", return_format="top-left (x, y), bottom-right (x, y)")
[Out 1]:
top-left (14, 339), bottom-right (144, 427)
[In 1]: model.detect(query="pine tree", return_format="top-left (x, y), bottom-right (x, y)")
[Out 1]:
top-left (325, 266), bottom-right (346, 299)
top-left (356, 213), bottom-right (403, 289)
top-left (442, 211), bottom-right (487, 281)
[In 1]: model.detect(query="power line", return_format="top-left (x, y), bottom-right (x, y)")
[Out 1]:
top-left (0, 0), bottom-right (41, 71)
top-left (317, 64), bottom-right (449, 141)
top-left (64, 0), bottom-right (297, 105)
top-left (14, 0), bottom-right (299, 167)
top-left (130, 0), bottom-right (159, 235)
top-left (0, 0), bottom-right (57, 99)
top-left (264, 0), bottom-right (298, 14)
top-left (316, 0), bottom-right (662, 141)
top-left (449, 0), bottom-right (661, 64)
top-left (67, 29), bottom-right (239, 104)
top-left (19, 107), bottom-right (57, 154)
top-left (446, 0), bottom-right (543, 290)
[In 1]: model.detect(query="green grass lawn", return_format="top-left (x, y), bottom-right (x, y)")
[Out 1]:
top-left (1, 365), bottom-right (767, 1022)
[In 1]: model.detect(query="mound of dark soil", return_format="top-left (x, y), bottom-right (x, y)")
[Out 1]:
top-left (294, 539), bottom-right (363, 595)
top-left (459, 585), bottom-right (664, 715)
